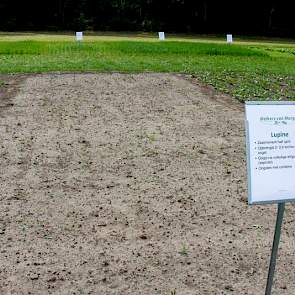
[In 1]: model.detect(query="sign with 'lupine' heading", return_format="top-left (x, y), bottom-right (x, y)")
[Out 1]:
top-left (245, 101), bottom-right (295, 204)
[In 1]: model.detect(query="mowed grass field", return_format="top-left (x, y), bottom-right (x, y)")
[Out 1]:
top-left (0, 32), bottom-right (294, 101)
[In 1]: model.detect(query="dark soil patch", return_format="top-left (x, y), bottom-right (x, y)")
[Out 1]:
top-left (0, 74), bottom-right (27, 116)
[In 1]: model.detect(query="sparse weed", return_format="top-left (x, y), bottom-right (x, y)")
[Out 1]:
top-left (179, 243), bottom-right (189, 256)
top-left (146, 133), bottom-right (156, 142)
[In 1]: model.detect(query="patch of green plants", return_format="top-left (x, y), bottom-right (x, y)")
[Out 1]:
top-left (264, 47), bottom-right (295, 56)
top-left (107, 41), bottom-right (268, 57)
top-left (197, 70), bottom-right (295, 101)
top-left (0, 41), bottom-right (44, 55)
top-left (0, 38), bottom-right (294, 101)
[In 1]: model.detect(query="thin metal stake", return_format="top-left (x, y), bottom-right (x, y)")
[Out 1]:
top-left (265, 203), bottom-right (285, 295)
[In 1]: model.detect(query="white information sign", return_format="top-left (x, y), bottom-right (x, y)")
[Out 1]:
top-left (76, 32), bottom-right (83, 41)
top-left (227, 34), bottom-right (233, 43)
top-left (246, 102), bottom-right (295, 204)
top-left (158, 32), bottom-right (165, 41)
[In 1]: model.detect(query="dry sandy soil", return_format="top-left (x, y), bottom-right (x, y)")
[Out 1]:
top-left (1, 73), bottom-right (295, 295)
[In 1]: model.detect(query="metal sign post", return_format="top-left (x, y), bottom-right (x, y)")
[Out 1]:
top-left (265, 203), bottom-right (285, 295)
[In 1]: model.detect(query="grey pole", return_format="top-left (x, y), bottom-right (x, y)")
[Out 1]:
top-left (265, 203), bottom-right (285, 295)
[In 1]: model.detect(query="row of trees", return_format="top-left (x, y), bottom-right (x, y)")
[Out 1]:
top-left (0, 0), bottom-right (294, 37)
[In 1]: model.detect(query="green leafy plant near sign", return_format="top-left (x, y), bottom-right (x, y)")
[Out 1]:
top-left (0, 36), bottom-right (294, 101)
top-left (197, 71), bottom-right (295, 102)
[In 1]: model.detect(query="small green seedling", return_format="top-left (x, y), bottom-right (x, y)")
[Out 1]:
top-left (179, 243), bottom-right (188, 256)
top-left (146, 132), bottom-right (156, 142)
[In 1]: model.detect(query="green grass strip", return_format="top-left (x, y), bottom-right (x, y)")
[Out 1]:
top-left (0, 40), bottom-right (294, 101)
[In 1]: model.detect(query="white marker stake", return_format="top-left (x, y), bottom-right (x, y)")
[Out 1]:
top-left (158, 32), bottom-right (165, 41)
top-left (226, 34), bottom-right (233, 43)
top-left (76, 32), bottom-right (83, 42)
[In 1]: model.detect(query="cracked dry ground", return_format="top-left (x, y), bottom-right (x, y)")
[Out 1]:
top-left (1, 73), bottom-right (295, 295)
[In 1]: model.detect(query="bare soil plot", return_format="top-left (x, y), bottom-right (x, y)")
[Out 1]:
top-left (0, 73), bottom-right (295, 295)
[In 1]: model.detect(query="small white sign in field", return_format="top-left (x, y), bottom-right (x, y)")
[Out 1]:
top-left (226, 34), bottom-right (233, 43)
top-left (158, 32), bottom-right (165, 40)
top-left (245, 102), bottom-right (295, 204)
top-left (76, 32), bottom-right (83, 41)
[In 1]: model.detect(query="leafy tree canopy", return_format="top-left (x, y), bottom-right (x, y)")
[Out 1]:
top-left (0, 0), bottom-right (294, 37)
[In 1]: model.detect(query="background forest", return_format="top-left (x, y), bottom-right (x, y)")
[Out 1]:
top-left (0, 0), bottom-right (294, 37)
